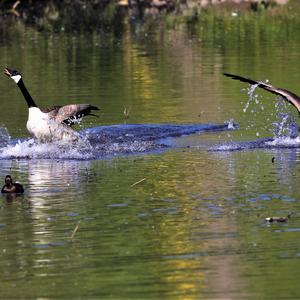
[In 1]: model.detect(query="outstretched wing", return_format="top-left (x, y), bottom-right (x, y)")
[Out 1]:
top-left (42, 104), bottom-right (100, 126)
top-left (224, 73), bottom-right (300, 113)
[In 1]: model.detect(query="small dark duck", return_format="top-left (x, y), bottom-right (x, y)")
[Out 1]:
top-left (265, 214), bottom-right (291, 223)
top-left (1, 175), bottom-right (24, 194)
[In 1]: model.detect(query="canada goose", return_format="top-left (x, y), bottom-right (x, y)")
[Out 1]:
top-left (224, 73), bottom-right (300, 115)
top-left (1, 175), bottom-right (24, 194)
top-left (4, 67), bottom-right (99, 142)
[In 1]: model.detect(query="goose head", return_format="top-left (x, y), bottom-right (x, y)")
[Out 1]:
top-left (4, 67), bottom-right (22, 84)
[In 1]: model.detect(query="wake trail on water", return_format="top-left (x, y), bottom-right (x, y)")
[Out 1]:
top-left (209, 137), bottom-right (300, 152)
top-left (0, 122), bottom-right (236, 160)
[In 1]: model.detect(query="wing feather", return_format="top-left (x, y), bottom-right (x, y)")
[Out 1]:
top-left (224, 73), bottom-right (300, 113)
top-left (41, 104), bottom-right (100, 125)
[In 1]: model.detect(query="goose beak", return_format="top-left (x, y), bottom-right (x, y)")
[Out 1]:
top-left (4, 67), bottom-right (12, 77)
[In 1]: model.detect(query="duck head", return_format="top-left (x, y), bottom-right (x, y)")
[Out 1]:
top-left (4, 175), bottom-right (13, 187)
top-left (4, 67), bottom-right (22, 84)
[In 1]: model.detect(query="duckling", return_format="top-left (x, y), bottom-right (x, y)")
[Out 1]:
top-left (1, 175), bottom-right (24, 194)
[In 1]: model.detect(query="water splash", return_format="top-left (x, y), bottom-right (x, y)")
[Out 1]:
top-left (243, 83), bottom-right (260, 113)
top-left (273, 98), bottom-right (299, 138)
top-left (0, 138), bottom-right (94, 160)
top-left (0, 127), bottom-right (11, 147)
top-left (241, 80), bottom-right (299, 140)
top-left (0, 123), bottom-right (236, 160)
top-left (242, 83), bottom-right (267, 137)
top-left (208, 80), bottom-right (300, 151)
top-left (226, 119), bottom-right (236, 130)
top-left (265, 136), bottom-right (300, 147)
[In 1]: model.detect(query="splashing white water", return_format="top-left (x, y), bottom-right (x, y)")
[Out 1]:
top-left (241, 80), bottom-right (299, 140)
top-left (273, 97), bottom-right (299, 138)
top-left (266, 136), bottom-right (300, 147)
top-left (0, 126), bottom-right (11, 146)
top-left (243, 84), bottom-right (260, 113)
top-left (0, 138), bottom-right (94, 160)
top-left (0, 123), bottom-right (238, 160)
top-left (225, 119), bottom-right (237, 130)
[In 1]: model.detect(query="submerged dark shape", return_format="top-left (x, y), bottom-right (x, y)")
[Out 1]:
top-left (1, 175), bottom-right (24, 194)
top-left (4, 67), bottom-right (99, 142)
top-left (224, 73), bottom-right (300, 114)
top-left (265, 214), bottom-right (291, 223)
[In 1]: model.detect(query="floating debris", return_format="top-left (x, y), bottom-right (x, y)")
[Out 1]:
top-left (123, 106), bottom-right (131, 119)
top-left (130, 178), bottom-right (146, 188)
top-left (70, 221), bottom-right (81, 239)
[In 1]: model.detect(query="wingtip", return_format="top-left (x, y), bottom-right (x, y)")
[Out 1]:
top-left (90, 105), bottom-right (100, 111)
top-left (223, 72), bottom-right (236, 78)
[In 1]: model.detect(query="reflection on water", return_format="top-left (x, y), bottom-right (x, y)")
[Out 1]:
top-left (0, 23), bottom-right (300, 299)
top-left (0, 148), bottom-right (300, 298)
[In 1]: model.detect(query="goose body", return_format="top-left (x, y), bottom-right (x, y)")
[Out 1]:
top-left (4, 67), bottom-right (99, 143)
top-left (26, 106), bottom-right (80, 142)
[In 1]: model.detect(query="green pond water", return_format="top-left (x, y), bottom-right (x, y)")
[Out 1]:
top-left (0, 19), bottom-right (300, 299)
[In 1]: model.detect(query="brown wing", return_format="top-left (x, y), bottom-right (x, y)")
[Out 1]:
top-left (41, 106), bottom-right (61, 117)
top-left (41, 104), bottom-right (100, 125)
top-left (224, 73), bottom-right (300, 113)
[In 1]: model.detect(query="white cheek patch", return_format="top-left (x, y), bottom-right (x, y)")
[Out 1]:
top-left (11, 74), bottom-right (21, 83)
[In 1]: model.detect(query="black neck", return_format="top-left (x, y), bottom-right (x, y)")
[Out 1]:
top-left (17, 78), bottom-right (37, 108)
